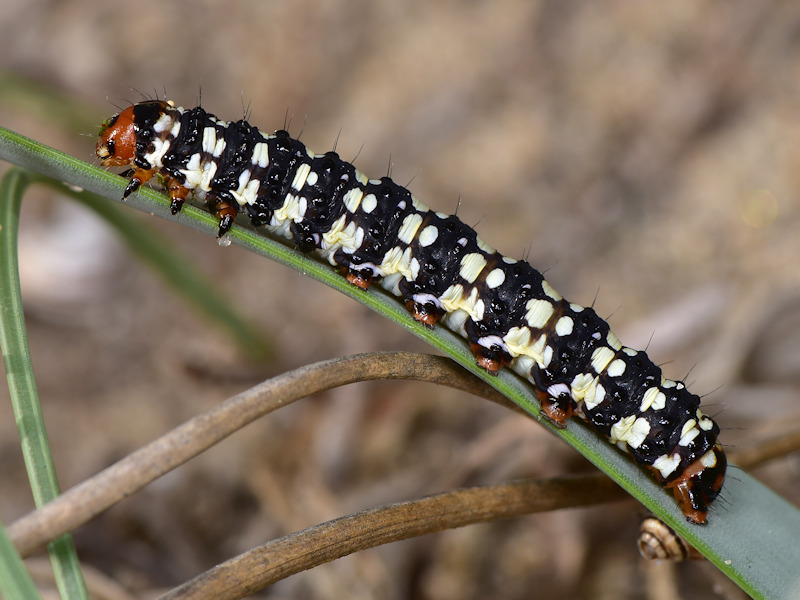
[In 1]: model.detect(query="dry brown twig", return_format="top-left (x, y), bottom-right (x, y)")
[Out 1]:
top-left (6, 351), bottom-right (570, 557)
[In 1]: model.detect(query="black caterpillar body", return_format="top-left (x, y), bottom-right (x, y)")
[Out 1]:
top-left (97, 100), bottom-right (726, 524)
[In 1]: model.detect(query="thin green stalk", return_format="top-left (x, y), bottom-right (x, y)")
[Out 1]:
top-left (0, 169), bottom-right (88, 600)
top-left (0, 520), bottom-right (41, 600)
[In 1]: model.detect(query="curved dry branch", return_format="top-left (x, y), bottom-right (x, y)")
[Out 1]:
top-left (154, 425), bottom-right (800, 600)
top-left (728, 427), bottom-right (800, 471)
top-left (7, 352), bottom-right (516, 556)
top-left (159, 475), bottom-right (625, 600)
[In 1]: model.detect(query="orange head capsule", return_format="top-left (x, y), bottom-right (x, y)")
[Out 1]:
top-left (96, 106), bottom-right (138, 167)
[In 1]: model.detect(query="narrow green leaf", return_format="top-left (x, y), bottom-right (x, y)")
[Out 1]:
top-left (2, 124), bottom-right (799, 599)
top-left (0, 168), bottom-right (88, 599)
top-left (0, 519), bottom-right (41, 600)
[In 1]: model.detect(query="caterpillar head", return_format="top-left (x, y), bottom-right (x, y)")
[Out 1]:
top-left (96, 100), bottom-right (176, 167)
top-left (96, 105), bottom-right (138, 167)
top-left (666, 444), bottom-right (727, 525)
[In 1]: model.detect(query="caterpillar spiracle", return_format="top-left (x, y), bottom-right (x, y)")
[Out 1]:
top-left (96, 99), bottom-right (727, 524)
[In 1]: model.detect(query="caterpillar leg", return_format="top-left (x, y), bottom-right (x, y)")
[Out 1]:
top-left (206, 197), bottom-right (240, 238)
top-left (537, 391), bottom-right (575, 428)
top-left (468, 341), bottom-right (512, 375)
top-left (343, 268), bottom-right (375, 290)
top-left (529, 365), bottom-right (574, 427)
top-left (122, 167), bottom-right (155, 199)
top-left (164, 175), bottom-right (191, 215)
top-left (404, 299), bottom-right (444, 328)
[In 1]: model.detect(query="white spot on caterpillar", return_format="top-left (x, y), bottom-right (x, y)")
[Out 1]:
top-left (459, 253), bottom-right (487, 284)
top-left (555, 316), bottom-right (574, 336)
top-left (305, 171), bottom-right (318, 186)
top-left (502, 256), bottom-right (517, 264)
top-left (525, 299), bottom-right (554, 329)
top-left (320, 214), bottom-right (349, 254)
top-left (628, 418), bottom-right (652, 449)
top-left (679, 420), bottom-right (700, 447)
top-left (503, 327), bottom-right (531, 357)
top-left (698, 416), bottom-right (714, 431)
top-left (213, 136), bottom-right (226, 158)
top-left (570, 303), bottom-right (584, 312)
top-left (201, 127), bottom-right (217, 154)
top-left (584, 382), bottom-right (606, 410)
top-left (153, 112), bottom-right (174, 133)
top-left (442, 305), bottom-right (469, 334)
top-left (344, 188), bottom-right (365, 213)
top-left (460, 287), bottom-right (485, 320)
top-left (607, 359), bottom-right (626, 377)
top-left (542, 344), bottom-right (554, 367)
top-left (412, 293), bottom-right (442, 311)
top-left (418, 225), bottom-right (439, 247)
top-left (542, 280), bottom-right (562, 301)
top-left (198, 160), bottom-right (218, 191)
top-left (439, 285), bottom-right (484, 320)
top-left (380, 272), bottom-right (403, 295)
top-left (291, 162), bottom-right (312, 191)
top-left (380, 246), bottom-right (417, 280)
top-left (180, 153), bottom-right (202, 187)
top-left (531, 334), bottom-right (549, 365)
top-left (639, 387), bottom-right (666, 412)
top-left (590, 347), bottom-right (615, 374)
top-left (361, 192), bottom-right (377, 214)
top-left (680, 419), bottom-right (697, 438)
top-left (610, 415), bottom-right (651, 449)
top-left (679, 427), bottom-right (700, 447)
top-left (273, 194), bottom-right (307, 224)
top-left (411, 196), bottom-right (429, 212)
top-left (439, 284), bottom-right (465, 313)
top-left (623, 347), bottom-right (638, 357)
top-left (610, 415), bottom-right (635, 444)
top-left (700, 448), bottom-right (718, 468)
top-left (477, 335), bottom-right (507, 351)
top-left (145, 137), bottom-right (172, 168)
top-left (606, 331), bottom-right (622, 350)
top-left (231, 171), bottom-right (261, 206)
top-left (397, 213), bottom-right (423, 245)
top-left (252, 142), bottom-right (269, 168)
top-left (570, 373), bottom-right (595, 400)
top-left (485, 268), bottom-right (505, 289)
top-left (547, 383), bottom-right (570, 398)
top-left (476, 237), bottom-right (495, 253)
top-left (662, 378), bottom-right (677, 389)
top-left (409, 256), bottom-right (420, 279)
top-left (653, 453), bottom-right (681, 478)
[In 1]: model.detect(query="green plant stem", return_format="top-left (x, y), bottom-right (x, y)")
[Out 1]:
top-left (0, 169), bottom-right (87, 599)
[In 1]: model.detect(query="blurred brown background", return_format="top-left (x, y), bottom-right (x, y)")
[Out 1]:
top-left (2, 1), bottom-right (800, 598)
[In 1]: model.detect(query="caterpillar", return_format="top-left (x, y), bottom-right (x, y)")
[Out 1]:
top-left (97, 99), bottom-right (726, 524)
